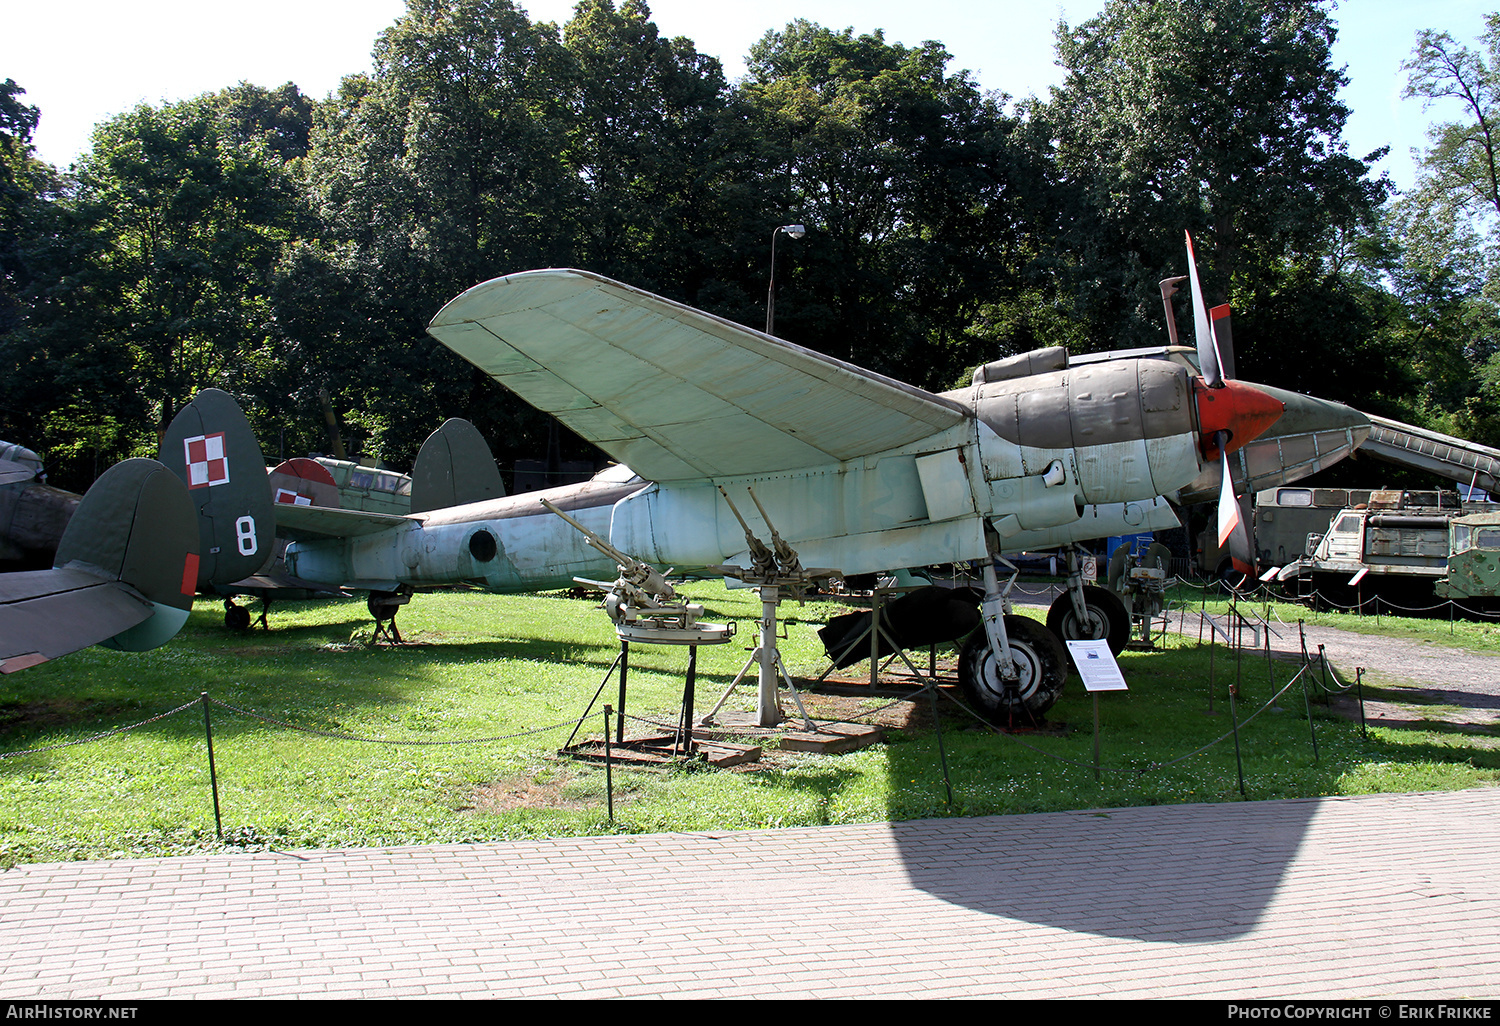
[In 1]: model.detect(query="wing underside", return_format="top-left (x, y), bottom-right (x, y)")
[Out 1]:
top-left (427, 269), bottom-right (970, 482)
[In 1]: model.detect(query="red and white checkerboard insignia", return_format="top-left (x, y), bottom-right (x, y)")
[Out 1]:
top-left (275, 487), bottom-right (313, 506)
top-left (183, 432), bottom-right (230, 489)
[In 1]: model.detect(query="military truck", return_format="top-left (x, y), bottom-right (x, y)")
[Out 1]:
top-left (1434, 511), bottom-right (1500, 609)
top-left (1273, 489), bottom-right (1495, 606)
top-left (1197, 486), bottom-right (1453, 581)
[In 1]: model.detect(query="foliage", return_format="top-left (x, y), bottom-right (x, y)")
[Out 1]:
top-left (738, 21), bottom-right (1047, 385)
top-left (1, 0), bottom-right (1499, 484)
top-left (1391, 13), bottom-right (1500, 446)
top-left (1399, 14), bottom-right (1500, 292)
top-left (1041, 0), bottom-right (1392, 402)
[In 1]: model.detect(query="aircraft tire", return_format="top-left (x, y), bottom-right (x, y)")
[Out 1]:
top-left (1046, 586), bottom-right (1129, 655)
top-left (224, 604), bottom-right (251, 631)
top-left (958, 615), bottom-right (1068, 722)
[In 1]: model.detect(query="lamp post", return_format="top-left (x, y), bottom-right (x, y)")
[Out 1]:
top-left (765, 224), bottom-right (805, 336)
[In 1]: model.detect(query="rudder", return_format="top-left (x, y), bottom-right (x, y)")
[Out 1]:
top-left (410, 418), bottom-right (505, 513)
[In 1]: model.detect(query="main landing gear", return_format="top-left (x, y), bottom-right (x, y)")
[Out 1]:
top-left (1045, 546), bottom-right (1129, 654)
top-left (956, 556), bottom-right (1070, 724)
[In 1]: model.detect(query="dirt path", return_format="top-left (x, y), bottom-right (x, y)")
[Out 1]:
top-left (1215, 614), bottom-right (1500, 729)
top-left (1013, 582), bottom-right (1500, 729)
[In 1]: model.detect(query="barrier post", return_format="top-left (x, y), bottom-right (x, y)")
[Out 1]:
top-left (200, 693), bottom-right (223, 840)
top-left (930, 685), bottom-right (953, 808)
top-left (603, 705), bottom-right (615, 824)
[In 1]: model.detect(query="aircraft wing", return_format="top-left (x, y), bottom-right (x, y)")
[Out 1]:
top-left (427, 269), bottom-right (971, 482)
top-left (273, 504), bottom-right (414, 543)
top-left (0, 568), bottom-right (155, 672)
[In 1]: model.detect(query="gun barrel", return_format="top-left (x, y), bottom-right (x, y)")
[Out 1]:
top-left (541, 497), bottom-right (632, 567)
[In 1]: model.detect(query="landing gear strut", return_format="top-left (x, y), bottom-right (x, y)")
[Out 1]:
top-left (957, 556), bottom-right (1070, 723)
top-left (1046, 547), bottom-right (1129, 654)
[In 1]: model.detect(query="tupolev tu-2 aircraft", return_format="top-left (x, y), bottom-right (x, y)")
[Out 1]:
top-left (284, 236), bottom-right (1370, 719)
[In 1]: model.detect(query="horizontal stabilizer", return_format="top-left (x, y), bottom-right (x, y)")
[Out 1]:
top-left (269, 458), bottom-right (341, 509)
top-left (0, 458), bottom-right (200, 669)
top-left (273, 503), bottom-right (415, 542)
top-left (0, 568), bottom-right (155, 671)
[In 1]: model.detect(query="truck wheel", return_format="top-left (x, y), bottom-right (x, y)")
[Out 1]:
top-left (1046, 586), bottom-right (1129, 654)
top-left (958, 615), bottom-right (1068, 722)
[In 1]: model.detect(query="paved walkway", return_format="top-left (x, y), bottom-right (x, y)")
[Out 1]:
top-left (3, 788), bottom-right (1499, 999)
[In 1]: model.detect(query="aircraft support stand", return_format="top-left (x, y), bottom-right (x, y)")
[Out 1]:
top-left (702, 584), bottom-right (814, 730)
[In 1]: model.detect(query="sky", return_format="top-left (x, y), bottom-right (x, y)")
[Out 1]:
top-left (2, 0), bottom-right (1495, 193)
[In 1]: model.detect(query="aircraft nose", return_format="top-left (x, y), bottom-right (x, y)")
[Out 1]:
top-left (1194, 379), bottom-right (1286, 459)
top-left (1174, 383), bottom-right (1371, 506)
top-left (1248, 383), bottom-right (1372, 450)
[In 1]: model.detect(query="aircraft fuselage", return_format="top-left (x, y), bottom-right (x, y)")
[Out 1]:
top-left (287, 355), bottom-right (1298, 588)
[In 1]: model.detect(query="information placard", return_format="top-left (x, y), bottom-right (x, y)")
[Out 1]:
top-left (1066, 640), bottom-right (1128, 692)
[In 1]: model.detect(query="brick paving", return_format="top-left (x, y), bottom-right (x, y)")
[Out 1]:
top-left (3, 788), bottom-right (1499, 999)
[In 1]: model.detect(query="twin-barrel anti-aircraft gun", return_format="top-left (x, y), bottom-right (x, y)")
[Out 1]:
top-left (1, 235), bottom-right (1370, 727)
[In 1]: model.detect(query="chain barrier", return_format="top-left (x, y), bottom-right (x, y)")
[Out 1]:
top-left (1146, 663), bottom-right (1314, 772)
top-left (203, 697), bottom-right (588, 747)
top-left (1164, 573), bottom-right (1500, 623)
top-left (0, 698), bottom-right (202, 759)
top-left (1, 608), bottom-right (1375, 823)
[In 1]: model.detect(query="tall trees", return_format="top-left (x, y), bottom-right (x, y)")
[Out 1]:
top-left (1043, 0), bottom-right (1393, 404)
top-left (1400, 14), bottom-right (1500, 290)
top-left (12, 0), bottom-right (1499, 483)
top-left (0, 79), bottom-right (49, 335)
top-left (293, 0), bottom-right (579, 464)
top-left (1394, 13), bottom-right (1500, 445)
top-left (562, 0), bottom-right (747, 297)
top-left (0, 84), bottom-right (311, 487)
top-left (737, 21), bottom-right (1044, 387)
top-left (71, 93), bottom-right (308, 430)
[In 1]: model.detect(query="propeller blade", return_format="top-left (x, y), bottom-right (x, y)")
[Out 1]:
top-left (1210, 304), bottom-right (1235, 380)
top-left (1216, 434), bottom-right (1255, 576)
top-left (1186, 231), bottom-right (1226, 387)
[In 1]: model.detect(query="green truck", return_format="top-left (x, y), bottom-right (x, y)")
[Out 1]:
top-left (1434, 511), bottom-right (1500, 608)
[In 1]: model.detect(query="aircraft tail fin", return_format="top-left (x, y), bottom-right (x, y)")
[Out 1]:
top-left (159, 389), bottom-right (275, 590)
top-left (410, 419), bottom-right (505, 514)
top-left (50, 457), bottom-right (201, 653)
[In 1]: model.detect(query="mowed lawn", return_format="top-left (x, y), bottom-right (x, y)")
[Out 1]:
top-left (2, 584), bottom-right (1496, 866)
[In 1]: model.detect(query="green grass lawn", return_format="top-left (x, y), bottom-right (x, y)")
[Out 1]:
top-left (1, 584), bottom-right (1496, 866)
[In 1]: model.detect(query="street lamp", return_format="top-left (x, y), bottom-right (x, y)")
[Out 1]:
top-left (765, 224), bottom-right (806, 336)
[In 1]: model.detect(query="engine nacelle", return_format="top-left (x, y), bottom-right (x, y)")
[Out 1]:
top-left (969, 358), bottom-right (1202, 515)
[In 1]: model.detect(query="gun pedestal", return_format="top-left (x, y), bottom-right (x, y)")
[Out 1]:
top-left (702, 486), bottom-right (837, 729)
top-left (544, 498), bottom-right (736, 756)
top-left (699, 581), bottom-right (819, 729)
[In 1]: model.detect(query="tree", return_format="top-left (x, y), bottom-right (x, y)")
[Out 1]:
top-left (1385, 15), bottom-right (1500, 444)
top-left (561, 0), bottom-right (748, 297)
top-left (0, 79), bottom-right (49, 336)
top-left (1399, 13), bottom-right (1500, 294)
top-left (738, 21), bottom-right (1044, 388)
top-left (291, 0), bottom-right (583, 466)
top-left (1043, 0), bottom-right (1390, 392)
top-left (0, 86), bottom-right (313, 487)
